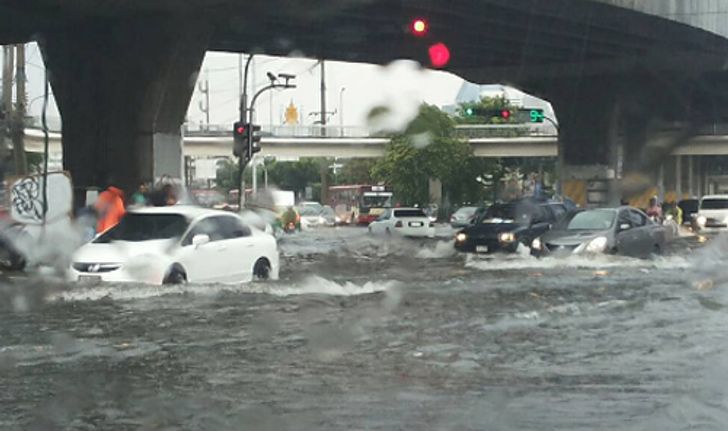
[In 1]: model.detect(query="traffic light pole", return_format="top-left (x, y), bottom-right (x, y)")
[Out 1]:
top-left (236, 75), bottom-right (296, 210)
top-left (237, 54), bottom-right (255, 210)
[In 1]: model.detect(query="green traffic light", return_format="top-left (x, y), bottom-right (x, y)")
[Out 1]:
top-left (465, 107), bottom-right (474, 116)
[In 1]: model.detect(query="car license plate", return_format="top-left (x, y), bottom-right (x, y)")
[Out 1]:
top-left (78, 275), bottom-right (102, 284)
top-left (476, 245), bottom-right (489, 253)
top-left (409, 222), bottom-right (423, 227)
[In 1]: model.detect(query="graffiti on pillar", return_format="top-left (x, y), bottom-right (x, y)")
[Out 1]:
top-left (10, 176), bottom-right (43, 222)
top-left (9, 172), bottom-right (73, 225)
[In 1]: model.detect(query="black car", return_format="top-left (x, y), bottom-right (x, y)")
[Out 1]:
top-left (454, 199), bottom-right (569, 254)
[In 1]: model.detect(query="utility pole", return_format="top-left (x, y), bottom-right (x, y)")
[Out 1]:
top-left (198, 70), bottom-right (210, 130)
top-left (12, 43), bottom-right (26, 175)
top-left (1, 45), bottom-right (12, 181)
top-left (319, 59), bottom-right (329, 204)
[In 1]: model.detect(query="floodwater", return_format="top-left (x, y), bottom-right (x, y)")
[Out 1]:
top-left (2, 227), bottom-right (728, 430)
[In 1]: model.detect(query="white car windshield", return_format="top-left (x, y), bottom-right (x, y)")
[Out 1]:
top-left (95, 213), bottom-right (189, 242)
top-left (566, 210), bottom-right (616, 230)
top-left (701, 199), bottom-right (728, 210)
top-left (394, 209), bottom-right (426, 218)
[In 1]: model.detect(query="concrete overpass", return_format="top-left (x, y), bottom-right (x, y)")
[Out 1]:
top-left (4, 0), bottom-right (728, 205)
top-left (26, 127), bottom-right (728, 159)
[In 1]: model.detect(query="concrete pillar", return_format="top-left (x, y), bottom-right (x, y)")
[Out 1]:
top-left (428, 178), bottom-right (443, 206)
top-left (675, 155), bottom-right (682, 199)
top-left (657, 163), bottom-right (665, 200)
top-left (688, 155), bottom-right (694, 197)
top-left (40, 16), bottom-right (211, 205)
top-left (549, 86), bottom-right (619, 207)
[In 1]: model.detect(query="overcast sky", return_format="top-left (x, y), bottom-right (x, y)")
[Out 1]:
top-left (16, 43), bottom-right (467, 129)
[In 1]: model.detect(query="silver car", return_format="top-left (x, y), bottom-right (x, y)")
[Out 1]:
top-left (531, 207), bottom-right (667, 258)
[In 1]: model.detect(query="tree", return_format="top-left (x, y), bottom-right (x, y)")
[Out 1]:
top-left (266, 158), bottom-right (330, 200)
top-left (372, 104), bottom-right (494, 206)
top-left (216, 158), bottom-right (239, 192)
top-left (337, 158), bottom-right (377, 185)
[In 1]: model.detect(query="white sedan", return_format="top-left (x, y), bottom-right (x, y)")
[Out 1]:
top-left (69, 206), bottom-right (279, 285)
top-left (368, 208), bottom-right (435, 238)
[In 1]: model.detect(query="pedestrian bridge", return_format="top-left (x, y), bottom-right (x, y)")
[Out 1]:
top-left (23, 126), bottom-right (728, 160)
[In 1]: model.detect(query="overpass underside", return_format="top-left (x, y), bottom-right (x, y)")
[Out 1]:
top-left (3, 0), bottom-right (728, 205)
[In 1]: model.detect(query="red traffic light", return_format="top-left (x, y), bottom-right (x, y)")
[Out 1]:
top-left (411, 18), bottom-right (428, 36)
top-left (501, 110), bottom-right (511, 120)
top-left (236, 126), bottom-right (246, 135)
top-left (428, 42), bottom-right (451, 68)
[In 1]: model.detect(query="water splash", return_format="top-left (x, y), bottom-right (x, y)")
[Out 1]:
top-left (49, 275), bottom-right (394, 303)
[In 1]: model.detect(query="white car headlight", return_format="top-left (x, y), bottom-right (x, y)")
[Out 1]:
top-left (697, 215), bottom-right (707, 227)
top-left (665, 214), bottom-right (674, 221)
top-left (531, 238), bottom-right (543, 250)
top-left (318, 216), bottom-right (326, 224)
top-left (335, 216), bottom-right (342, 223)
top-left (455, 233), bottom-right (468, 243)
top-left (498, 232), bottom-right (516, 243)
top-left (584, 236), bottom-right (608, 253)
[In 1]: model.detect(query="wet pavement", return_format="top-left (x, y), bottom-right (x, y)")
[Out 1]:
top-left (2, 227), bottom-right (728, 430)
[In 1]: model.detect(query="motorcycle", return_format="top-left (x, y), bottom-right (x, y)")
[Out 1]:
top-left (283, 221), bottom-right (297, 234)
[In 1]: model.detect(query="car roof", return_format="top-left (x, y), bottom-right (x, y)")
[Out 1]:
top-left (701, 195), bottom-right (728, 200)
top-left (128, 205), bottom-right (236, 220)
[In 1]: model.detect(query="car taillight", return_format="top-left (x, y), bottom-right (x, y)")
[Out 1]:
top-left (395, 220), bottom-right (403, 228)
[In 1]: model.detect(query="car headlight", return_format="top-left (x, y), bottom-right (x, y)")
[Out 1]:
top-left (455, 233), bottom-right (468, 243)
top-left (318, 216), bottom-right (326, 224)
top-left (498, 232), bottom-right (516, 243)
top-left (697, 215), bottom-right (707, 227)
top-left (531, 238), bottom-right (543, 250)
top-left (335, 216), bottom-right (342, 223)
top-left (583, 236), bottom-right (608, 253)
top-left (665, 214), bottom-right (674, 221)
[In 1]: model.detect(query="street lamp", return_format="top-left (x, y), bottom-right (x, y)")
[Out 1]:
top-left (243, 72), bottom-right (296, 202)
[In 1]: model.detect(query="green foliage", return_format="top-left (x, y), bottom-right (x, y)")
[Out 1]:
top-left (216, 158), bottom-right (240, 192)
top-left (372, 104), bottom-right (497, 206)
top-left (337, 158), bottom-right (377, 185)
top-left (266, 158), bottom-right (328, 198)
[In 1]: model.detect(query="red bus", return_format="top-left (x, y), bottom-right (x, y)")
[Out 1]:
top-left (328, 185), bottom-right (393, 225)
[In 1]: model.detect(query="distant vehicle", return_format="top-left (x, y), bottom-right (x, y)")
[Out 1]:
top-left (69, 206), bottom-right (279, 285)
top-left (368, 208), bottom-right (435, 238)
top-left (532, 207), bottom-right (666, 257)
top-left (299, 201), bottom-right (324, 214)
top-left (328, 184), bottom-right (393, 225)
top-left (191, 189), bottom-right (226, 209)
top-left (677, 198), bottom-right (699, 226)
top-left (299, 205), bottom-right (336, 229)
top-left (454, 198), bottom-right (568, 254)
top-left (450, 206), bottom-right (480, 228)
top-left (693, 195), bottom-right (728, 232)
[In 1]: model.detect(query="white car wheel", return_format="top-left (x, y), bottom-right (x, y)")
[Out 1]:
top-left (253, 258), bottom-right (272, 281)
top-left (163, 265), bottom-right (187, 285)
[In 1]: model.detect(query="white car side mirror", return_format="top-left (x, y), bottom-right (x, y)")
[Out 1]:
top-left (192, 234), bottom-right (210, 247)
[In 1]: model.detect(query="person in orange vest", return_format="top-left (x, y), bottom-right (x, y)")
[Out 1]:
top-left (95, 184), bottom-right (126, 233)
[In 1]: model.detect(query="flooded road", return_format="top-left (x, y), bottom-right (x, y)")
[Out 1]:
top-left (2, 227), bottom-right (728, 430)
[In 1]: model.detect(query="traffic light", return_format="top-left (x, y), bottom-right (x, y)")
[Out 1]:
top-left (233, 122), bottom-right (262, 160)
top-left (233, 121), bottom-right (248, 158)
top-left (411, 18), bottom-right (428, 36)
top-left (247, 124), bottom-right (262, 160)
top-left (464, 107), bottom-right (513, 121)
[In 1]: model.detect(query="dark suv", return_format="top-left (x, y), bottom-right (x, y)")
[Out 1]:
top-left (454, 198), bottom-right (569, 254)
